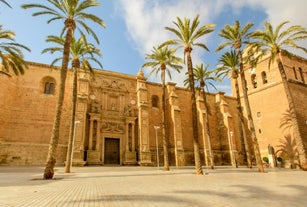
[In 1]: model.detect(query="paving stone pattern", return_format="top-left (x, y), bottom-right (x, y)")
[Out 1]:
top-left (0, 166), bottom-right (306, 207)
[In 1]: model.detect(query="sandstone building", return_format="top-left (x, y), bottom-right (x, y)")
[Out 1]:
top-left (234, 53), bottom-right (307, 168)
top-left (0, 52), bottom-right (306, 168)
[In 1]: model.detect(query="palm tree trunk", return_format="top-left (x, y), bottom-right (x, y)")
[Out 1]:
top-left (201, 87), bottom-right (214, 169)
top-left (234, 77), bottom-right (252, 168)
top-left (44, 28), bottom-right (73, 179)
top-left (65, 67), bottom-right (78, 173)
top-left (277, 54), bottom-right (307, 170)
top-left (238, 49), bottom-right (264, 172)
top-left (161, 66), bottom-right (170, 171)
top-left (186, 50), bottom-right (203, 175)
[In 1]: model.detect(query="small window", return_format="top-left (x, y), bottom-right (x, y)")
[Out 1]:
top-left (293, 67), bottom-right (298, 80)
top-left (42, 76), bottom-right (56, 95)
top-left (299, 67), bottom-right (305, 83)
top-left (44, 82), bottom-right (54, 94)
top-left (251, 74), bottom-right (257, 88)
top-left (261, 71), bottom-right (268, 84)
top-left (152, 95), bottom-right (159, 108)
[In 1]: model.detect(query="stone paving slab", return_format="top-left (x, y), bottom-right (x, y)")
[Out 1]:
top-left (0, 166), bottom-right (306, 207)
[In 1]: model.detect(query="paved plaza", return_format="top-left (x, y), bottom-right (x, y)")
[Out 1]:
top-left (0, 165), bottom-right (306, 207)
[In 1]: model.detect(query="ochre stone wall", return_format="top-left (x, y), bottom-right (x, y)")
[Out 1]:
top-left (3, 53), bottom-right (306, 168)
top-left (0, 62), bottom-right (73, 165)
top-left (234, 53), bottom-right (307, 167)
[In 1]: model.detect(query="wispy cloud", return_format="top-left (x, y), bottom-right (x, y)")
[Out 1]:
top-left (117, 0), bottom-right (307, 90)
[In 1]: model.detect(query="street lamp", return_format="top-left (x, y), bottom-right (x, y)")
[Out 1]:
top-left (154, 126), bottom-right (160, 170)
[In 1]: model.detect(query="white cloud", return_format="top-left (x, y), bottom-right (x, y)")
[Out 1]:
top-left (117, 0), bottom-right (307, 88)
top-left (243, 0), bottom-right (307, 58)
top-left (117, 0), bottom-right (219, 86)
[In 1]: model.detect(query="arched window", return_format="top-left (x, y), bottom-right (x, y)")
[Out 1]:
top-left (44, 82), bottom-right (54, 94)
top-left (293, 67), bottom-right (298, 80)
top-left (261, 71), bottom-right (268, 84)
top-left (251, 74), bottom-right (257, 88)
top-left (152, 95), bottom-right (159, 108)
top-left (299, 67), bottom-right (305, 83)
top-left (42, 76), bottom-right (56, 95)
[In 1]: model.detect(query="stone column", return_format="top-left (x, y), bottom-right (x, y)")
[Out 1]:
top-left (87, 113), bottom-right (101, 165)
top-left (124, 117), bottom-right (137, 165)
top-left (89, 119), bottom-right (94, 150)
top-left (96, 120), bottom-right (100, 150)
top-left (136, 69), bottom-right (152, 166)
top-left (167, 82), bottom-right (184, 167)
top-left (72, 69), bottom-right (91, 166)
top-left (131, 122), bottom-right (135, 151)
top-left (125, 123), bottom-right (129, 151)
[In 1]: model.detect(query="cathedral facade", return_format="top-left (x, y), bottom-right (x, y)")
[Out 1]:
top-left (0, 52), bottom-right (306, 168)
top-left (0, 62), bottom-right (242, 167)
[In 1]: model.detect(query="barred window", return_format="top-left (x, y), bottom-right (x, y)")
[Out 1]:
top-left (44, 82), bottom-right (54, 94)
top-left (42, 76), bottom-right (56, 95)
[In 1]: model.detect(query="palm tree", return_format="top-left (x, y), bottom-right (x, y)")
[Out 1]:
top-left (142, 45), bottom-right (183, 171)
top-left (161, 14), bottom-right (215, 174)
top-left (0, 25), bottom-right (30, 77)
top-left (215, 50), bottom-right (252, 168)
top-left (192, 63), bottom-right (219, 169)
top-left (249, 21), bottom-right (307, 170)
top-left (22, 0), bottom-right (106, 179)
top-left (216, 20), bottom-right (264, 172)
top-left (42, 35), bottom-right (102, 173)
top-left (0, 0), bottom-right (11, 8)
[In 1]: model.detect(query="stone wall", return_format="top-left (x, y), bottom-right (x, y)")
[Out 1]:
top-left (0, 62), bottom-right (73, 165)
top-left (233, 53), bottom-right (307, 166)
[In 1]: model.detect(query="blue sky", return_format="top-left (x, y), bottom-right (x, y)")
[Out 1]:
top-left (1, 0), bottom-right (306, 95)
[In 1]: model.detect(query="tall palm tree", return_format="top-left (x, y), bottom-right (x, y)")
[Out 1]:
top-left (192, 63), bottom-right (218, 169)
top-left (250, 21), bottom-right (307, 170)
top-left (142, 45), bottom-right (183, 171)
top-left (161, 14), bottom-right (215, 174)
top-left (42, 35), bottom-right (102, 173)
top-left (22, 0), bottom-right (106, 179)
top-left (0, 0), bottom-right (11, 8)
top-left (215, 50), bottom-right (252, 167)
top-left (0, 25), bottom-right (30, 77)
top-left (216, 20), bottom-right (264, 172)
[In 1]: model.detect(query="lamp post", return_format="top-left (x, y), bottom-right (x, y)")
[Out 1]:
top-left (154, 126), bottom-right (160, 170)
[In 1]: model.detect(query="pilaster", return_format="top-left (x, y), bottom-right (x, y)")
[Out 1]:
top-left (216, 92), bottom-right (237, 166)
top-left (136, 69), bottom-right (152, 166)
top-left (167, 82), bottom-right (185, 167)
top-left (72, 69), bottom-right (91, 166)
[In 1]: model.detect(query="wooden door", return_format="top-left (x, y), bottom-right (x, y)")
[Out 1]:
top-left (104, 138), bottom-right (120, 164)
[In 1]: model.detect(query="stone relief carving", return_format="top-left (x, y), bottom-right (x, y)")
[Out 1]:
top-left (124, 104), bottom-right (134, 117)
top-left (108, 96), bottom-right (118, 111)
top-left (90, 100), bottom-right (101, 113)
top-left (101, 122), bottom-right (124, 133)
top-left (92, 79), bottom-right (126, 91)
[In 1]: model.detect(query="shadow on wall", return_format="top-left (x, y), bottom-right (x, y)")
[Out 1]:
top-left (277, 110), bottom-right (299, 169)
